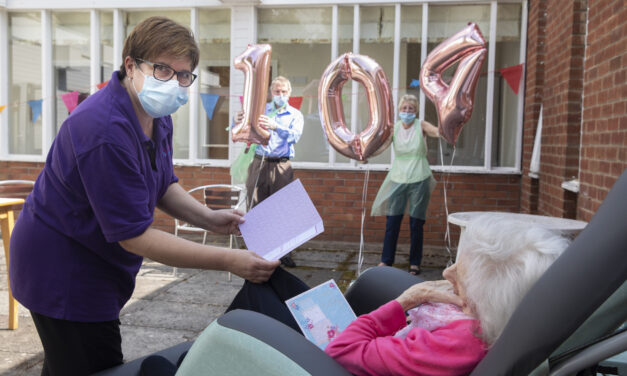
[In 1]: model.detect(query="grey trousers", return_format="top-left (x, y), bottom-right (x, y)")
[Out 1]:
top-left (245, 156), bottom-right (294, 209)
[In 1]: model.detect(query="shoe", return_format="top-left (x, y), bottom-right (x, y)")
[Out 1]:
top-left (280, 255), bottom-right (296, 267)
top-left (409, 266), bottom-right (421, 276)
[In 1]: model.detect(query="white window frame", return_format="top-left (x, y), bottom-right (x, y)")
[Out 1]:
top-left (0, 0), bottom-right (527, 176)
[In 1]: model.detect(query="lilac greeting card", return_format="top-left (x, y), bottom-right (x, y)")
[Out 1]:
top-left (239, 179), bottom-right (324, 261)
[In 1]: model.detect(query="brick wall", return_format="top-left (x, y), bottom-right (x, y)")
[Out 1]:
top-left (578, 0), bottom-right (627, 221)
top-left (521, 0), bottom-right (626, 222)
top-left (0, 161), bottom-right (521, 251)
top-left (520, 0), bottom-right (546, 214)
top-left (538, 0), bottom-right (586, 218)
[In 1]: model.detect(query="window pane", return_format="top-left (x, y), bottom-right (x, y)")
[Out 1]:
top-left (197, 9), bottom-right (230, 160)
top-left (53, 12), bottom-right (90, 133)
top-left (399, 4), bottom-right (423, 110)
top-left (493, 3), bottom-right (522, 168)
top-left (9, 12), bottom-right (42, 155)
top-left (125, 10), bottom-right (191, 159)
top-left (425, 4), bottom-right (490, 167)
top-left (336, 6), bottom-right (354, 164)
top-left (258, 7), bottom-right (332, 163)
top-left (100, 12), bottom-right (114, 82)
top-left (360, 6), bottom-right (394, 165)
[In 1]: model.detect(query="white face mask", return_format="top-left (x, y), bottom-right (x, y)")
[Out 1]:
top-left (131, 69), bottom-right (188, 118)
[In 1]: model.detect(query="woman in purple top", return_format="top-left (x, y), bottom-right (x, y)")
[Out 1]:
top-left (9, 17), bottom-right (279, 375)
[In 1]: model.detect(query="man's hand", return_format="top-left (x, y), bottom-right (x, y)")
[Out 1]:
top-left (205, 209), bottom-right (245, 235)
top-left (258, 115), bottom-right (278, 130)
top-left (227, 249), bottom-right (280, 283)
top-left (234, 110), bottom-right (245, 125)
top-left (395, 280), bottom-right (463, 312)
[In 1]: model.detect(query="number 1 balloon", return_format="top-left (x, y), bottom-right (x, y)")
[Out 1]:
top-left (420, 22), bottom-right (487, 146)
top-left (232, 44), bottom-right (272, 146)
top-left (318, 53), bottom-right (394, 162)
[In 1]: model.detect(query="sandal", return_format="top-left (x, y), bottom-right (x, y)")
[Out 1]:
top-left (409, 266), bottom-right (421, 276)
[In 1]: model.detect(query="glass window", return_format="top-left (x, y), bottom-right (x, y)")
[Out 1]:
top-left (425, 4), bottom-right (491, 167)
top-left (258, 7), bottom-right (332, 163)
top-left (359, 6), bottom-right (394, 165)
top-left (100, 12), bottom-right (114, 83)
top-left (399, 5), bottom-right (422, 108)
top-left (493, 3), bottom-right (522, 168)
top-left (125, 10), bottom-right (191, 159)
top-left (52, 12), bottom-right (90, 132)
top-left (335, 6), bottom-right (354, 164)
top-left (197, 9), bottom-right (230, 160)
top-left (9, 12), bottom-right (42, 155)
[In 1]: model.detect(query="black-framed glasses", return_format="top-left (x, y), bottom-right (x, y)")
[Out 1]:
top-left (135, 58), bottom-right (197, 87)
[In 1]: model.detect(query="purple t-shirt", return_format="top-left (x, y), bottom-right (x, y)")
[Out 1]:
top-left (9, 71), bottom-right (178, 322)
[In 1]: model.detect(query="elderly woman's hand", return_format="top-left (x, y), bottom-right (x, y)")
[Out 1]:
top-left (395, 280), bottom-right (464, 312)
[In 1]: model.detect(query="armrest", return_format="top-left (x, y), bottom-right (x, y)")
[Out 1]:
top-left (550, 330), bottom-right (627, 376)
top-left (175, 309), bottom-right (352, 376)
top-left (91, 341), bottom-right (193, 376)
top-left (344, 266), bottom-right (423, 316)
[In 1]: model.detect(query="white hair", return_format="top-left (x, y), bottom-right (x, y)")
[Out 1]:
top-left (460, 214), bottom-right (570, 346)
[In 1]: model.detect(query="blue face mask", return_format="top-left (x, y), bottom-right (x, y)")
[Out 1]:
top-left (399, 112), bottom-right (416, 124)
top-left (132, 70), bottom-right (188, 118)
top-left (273, 95), bottom-right (289, 108)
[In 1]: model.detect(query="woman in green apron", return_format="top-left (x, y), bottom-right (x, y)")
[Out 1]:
top-left (371, 94), bottom-right (439, 275)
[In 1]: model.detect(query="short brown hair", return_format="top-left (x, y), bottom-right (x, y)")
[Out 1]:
top-left (119, 16), bottom-right (199, 79)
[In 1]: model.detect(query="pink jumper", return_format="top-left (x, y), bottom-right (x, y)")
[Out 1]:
top-left (324, 301), bottom-right (487, 376)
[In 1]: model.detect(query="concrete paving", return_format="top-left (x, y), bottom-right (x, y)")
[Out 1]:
top-left (0, 238), bottom-right (448, 376)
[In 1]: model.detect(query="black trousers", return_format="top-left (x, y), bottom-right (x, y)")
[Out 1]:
top-left (30, 311), bottom-right (123, 376)
top-left (226, 267), bottom-right (310, 333)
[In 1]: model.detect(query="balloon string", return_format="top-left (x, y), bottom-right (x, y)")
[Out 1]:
top-left (358, 166), bottom-right (370, 277)
top-left (246, 154), bottom-right (265, 211)
top-left (438, 138), bottom-right (456, 267)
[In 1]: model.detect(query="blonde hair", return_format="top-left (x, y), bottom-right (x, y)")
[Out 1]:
top-left (271, 76), bottom-right (292, 94)
top-left (398, 94), bottom-right (419, 113)
top-left (120, 17), bottom-right (199, 80)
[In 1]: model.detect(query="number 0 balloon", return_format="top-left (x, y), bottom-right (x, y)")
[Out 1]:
top-left (232, 44), bottom-right (272, 146)
top-left (420, 23), bottom-right (487, 146)
top-left (318, 53), bottom-right (394, 162)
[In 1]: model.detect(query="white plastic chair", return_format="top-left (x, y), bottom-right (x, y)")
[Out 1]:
top-left (173, 184), bottom-right (245, 279)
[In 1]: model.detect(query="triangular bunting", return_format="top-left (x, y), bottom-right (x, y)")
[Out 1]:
top-left (0, 105), bottom-right (6, 114)
top-left (288, 96), bottom-right (303, 110)
top-left (409, 79), bottom-right (420, 88)
top-left (97, 81), bottom-right (109, 90)
top-left (27, 99), bottom-right (43, 123)
top-left (200, 93), bottom-right (220, 120)
top-left (61, 91), bottom-right (80, 114)
top-left (239, 96), bottom-right (243, 105)
top-left (499, 64), bottom-right (524, 94)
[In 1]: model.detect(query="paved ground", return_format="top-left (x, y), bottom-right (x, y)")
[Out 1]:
top-left (0, 237), bottom-right (449, 376)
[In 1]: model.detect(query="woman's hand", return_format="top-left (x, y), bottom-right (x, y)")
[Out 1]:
top-left (395, 280), bottom-right (463, 311)
top-left (205, 209), bottom-right (245, 235)
top-left (227, 249), bottom-right (280, 283)
top-left (258, 115), bottom-right (278, 130)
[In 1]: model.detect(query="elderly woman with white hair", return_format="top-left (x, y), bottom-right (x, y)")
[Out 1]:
top-left (324, 214), bottom-right (570, 376)
top-left (139, 214), bottom-right (570, 376)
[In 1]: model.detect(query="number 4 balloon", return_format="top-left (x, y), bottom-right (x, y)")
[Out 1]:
top-left (420, 23), bottom-right (487, 146)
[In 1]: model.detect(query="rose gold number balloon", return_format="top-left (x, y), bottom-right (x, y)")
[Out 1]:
top-left (318, 53), bottom-right (394, 162)
top-left (420, 23), bottom-right (487, 146)
top-left (232, 44), bottom-right (272, 146)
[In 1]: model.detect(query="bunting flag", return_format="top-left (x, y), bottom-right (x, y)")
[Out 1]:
top-left (200, 93), bottom-right (220, 120)
top-left (499, 64), bottom-right (524, 94)
top-left (0, 105), bottom-right (6, 114)
top-left (409, 79), bottom-right (420, 88)
top-left (288, 96), bottom-right (303, 110)
top-left (239, 96), bottom-right (243, 105)
top-left (61, 91), bottom-right (80, 114)
top-left (97, 81), bottom-right (109, 90)
top-left (27, 99), bottom-right (43, 123)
